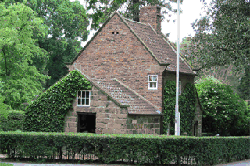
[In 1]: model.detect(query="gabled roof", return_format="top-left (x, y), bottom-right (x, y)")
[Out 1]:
top-left (65, 11), bottom-right (196, 75)
top-left (73, 66), bottom-right (162, 115)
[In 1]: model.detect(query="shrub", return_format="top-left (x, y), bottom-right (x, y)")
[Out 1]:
top-left (195, 76), bottom-right (249, 136)
top-left (0, 110), bottom-right (25, 131)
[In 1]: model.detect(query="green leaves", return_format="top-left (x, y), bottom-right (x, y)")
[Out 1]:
top-left (23, 70), bottom-right (91, 132)
top-left (179, 83), bottom-right (196, 136)
top-left (188, 0), bottom-right (250, 72)
top-left (0, 2), bottom-right (49, 110)
top-left (195, 76), bottom-right (249, 136)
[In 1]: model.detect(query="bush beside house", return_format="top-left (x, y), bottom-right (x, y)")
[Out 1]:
top-left (195, 76), bottom-right (250, 136)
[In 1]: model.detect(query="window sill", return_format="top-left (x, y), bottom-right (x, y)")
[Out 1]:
top-left (77, 105), bottom-right (91, 107)
top-left (148, 88), bottom-right (157, 90)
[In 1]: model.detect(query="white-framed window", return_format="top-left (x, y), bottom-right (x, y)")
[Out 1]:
top-left (77, 90), bottom-right (91, 106)
top-left (148, 75), bottom-right (158, 90)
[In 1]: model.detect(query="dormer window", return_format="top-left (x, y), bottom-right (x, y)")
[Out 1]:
top-left (77, 90), bottom-right (91, 106)
top-left (148, 75), bottom-right (158, 90)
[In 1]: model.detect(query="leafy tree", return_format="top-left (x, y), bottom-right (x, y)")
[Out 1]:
top-left (195, 76), bottom-right (249, 136)
top-left (0, 2), bottom-right (49, 110)
top-left (187, 0), bottom-right (250, 72)
top-left (2, 0), bottom-right (89, 89)
top-left (237, 66), bottom-right (250, 100)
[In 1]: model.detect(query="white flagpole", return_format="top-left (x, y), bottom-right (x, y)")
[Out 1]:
top-left (175, 0), bottom-right (180, 136)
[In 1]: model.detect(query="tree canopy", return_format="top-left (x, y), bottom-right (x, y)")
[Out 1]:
top-left (0, 2), bottom-right (49, 110)
top-left (187, 0), bottom-right (250, 72)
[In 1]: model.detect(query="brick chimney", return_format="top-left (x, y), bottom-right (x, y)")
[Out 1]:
top-left (139, 6), bottom-right (162, 34)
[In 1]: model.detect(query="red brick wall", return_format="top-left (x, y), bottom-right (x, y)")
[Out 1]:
top-left (73, 14), bottom-right (165, 112)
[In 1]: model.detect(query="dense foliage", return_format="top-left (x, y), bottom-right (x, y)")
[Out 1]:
top-left (23, 70), bottom-right (91, 132)
top-left (0, 110), bottom-right (24, 131)
top-left (0, 2), bottom-right (49, 110)
top-left (163, 80), bottom-right (176, 135)
top-left (179, 83), bottom-right (196, 136)
top-left (237, 66), bottom-right (250, 100)
top-left (163, 81), bottom-right (196, 135)
top-left (187, 0), bottom-right (250, 72)
top-left (195, 76), bottom-right (250, 136)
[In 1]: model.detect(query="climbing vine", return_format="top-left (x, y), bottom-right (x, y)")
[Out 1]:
top-left (163, 81), bottom-right (196, 135)
top-left (163, 81), bottom-right (176, 135)
top-left (179, 83), bottom-right (196, 136)
top-left (23, 70), bottom-right (91, 132)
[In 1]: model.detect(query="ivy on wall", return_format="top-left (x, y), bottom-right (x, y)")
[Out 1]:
top-left (23, 70), bottom-right (91, 132)
top-left (163, 81), bottom-right (196, 135)
top-left (179, 83), bottom-right (196, 136)
top-left (163, 81), bottom-right (176, 135)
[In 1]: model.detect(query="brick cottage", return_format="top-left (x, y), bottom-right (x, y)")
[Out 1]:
top-left (65, 5), bottom-right (203, 136)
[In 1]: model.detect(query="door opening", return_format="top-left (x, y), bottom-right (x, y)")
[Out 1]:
top-left (77, 113), bottom-right (96, 133)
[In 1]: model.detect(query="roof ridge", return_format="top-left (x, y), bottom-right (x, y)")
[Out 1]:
top-left (113, 78), bottom-right (161, 114)
top-left (146, 23), bottom-right (158, 35)
top-left (121, 15), bottom-right (149, 26)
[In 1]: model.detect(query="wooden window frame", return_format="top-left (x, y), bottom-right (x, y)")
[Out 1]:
top-left (77, 90), bottom-right (91, 106)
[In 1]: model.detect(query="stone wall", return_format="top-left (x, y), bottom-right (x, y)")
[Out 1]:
top-left (64, 85), bottom-right (127, 134)
top-left (125, 115), bottom-right (161, 134)
top-left (72, 13), bottom-right (166, 112)
top-left (64, 85), bottom-right (161, 134)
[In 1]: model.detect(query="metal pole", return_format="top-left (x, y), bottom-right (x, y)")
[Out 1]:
top-left (175, 0), bottom-right (180, 136)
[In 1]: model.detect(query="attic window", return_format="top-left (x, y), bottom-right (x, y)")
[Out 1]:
top-left (112, 32), bottom-right (114, 34)
top-left (116, 32), bottom-right (119, 34)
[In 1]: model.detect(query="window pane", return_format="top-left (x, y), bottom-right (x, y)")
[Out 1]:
top-left (86, 91), bottom-right (89, 98)
top-left (83, 91), bottom-right (86, 98)
top-left (152, 82), bottom-right (156, 88)
top-left (149, 76), bottom-right (152, 81)
top-left (86, 99), bottom-right (89, 105)
top-left (150, 82), bottom-right (153, 87)
top-left (78, 99), bottom-right (81, 105)
top-left (152, 76), bottom-right (157, 81)
top-left (78, 91), bottom-right (81, 98)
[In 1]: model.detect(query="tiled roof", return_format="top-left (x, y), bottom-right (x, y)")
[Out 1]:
top-left (93, 77), bottom-right (161, 115)
top-left (121, 14), bottom-right (195, 75)
top-left (74, 67), bottom-right (161, 115)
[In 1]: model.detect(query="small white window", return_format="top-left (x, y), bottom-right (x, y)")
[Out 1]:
top-left (148, 75), bottom-right (158, 90)
top-left (77, 90), bottom-right (91, 106)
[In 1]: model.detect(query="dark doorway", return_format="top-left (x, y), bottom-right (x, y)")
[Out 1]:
top-left (77, 113), bottom-right (96, 133)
